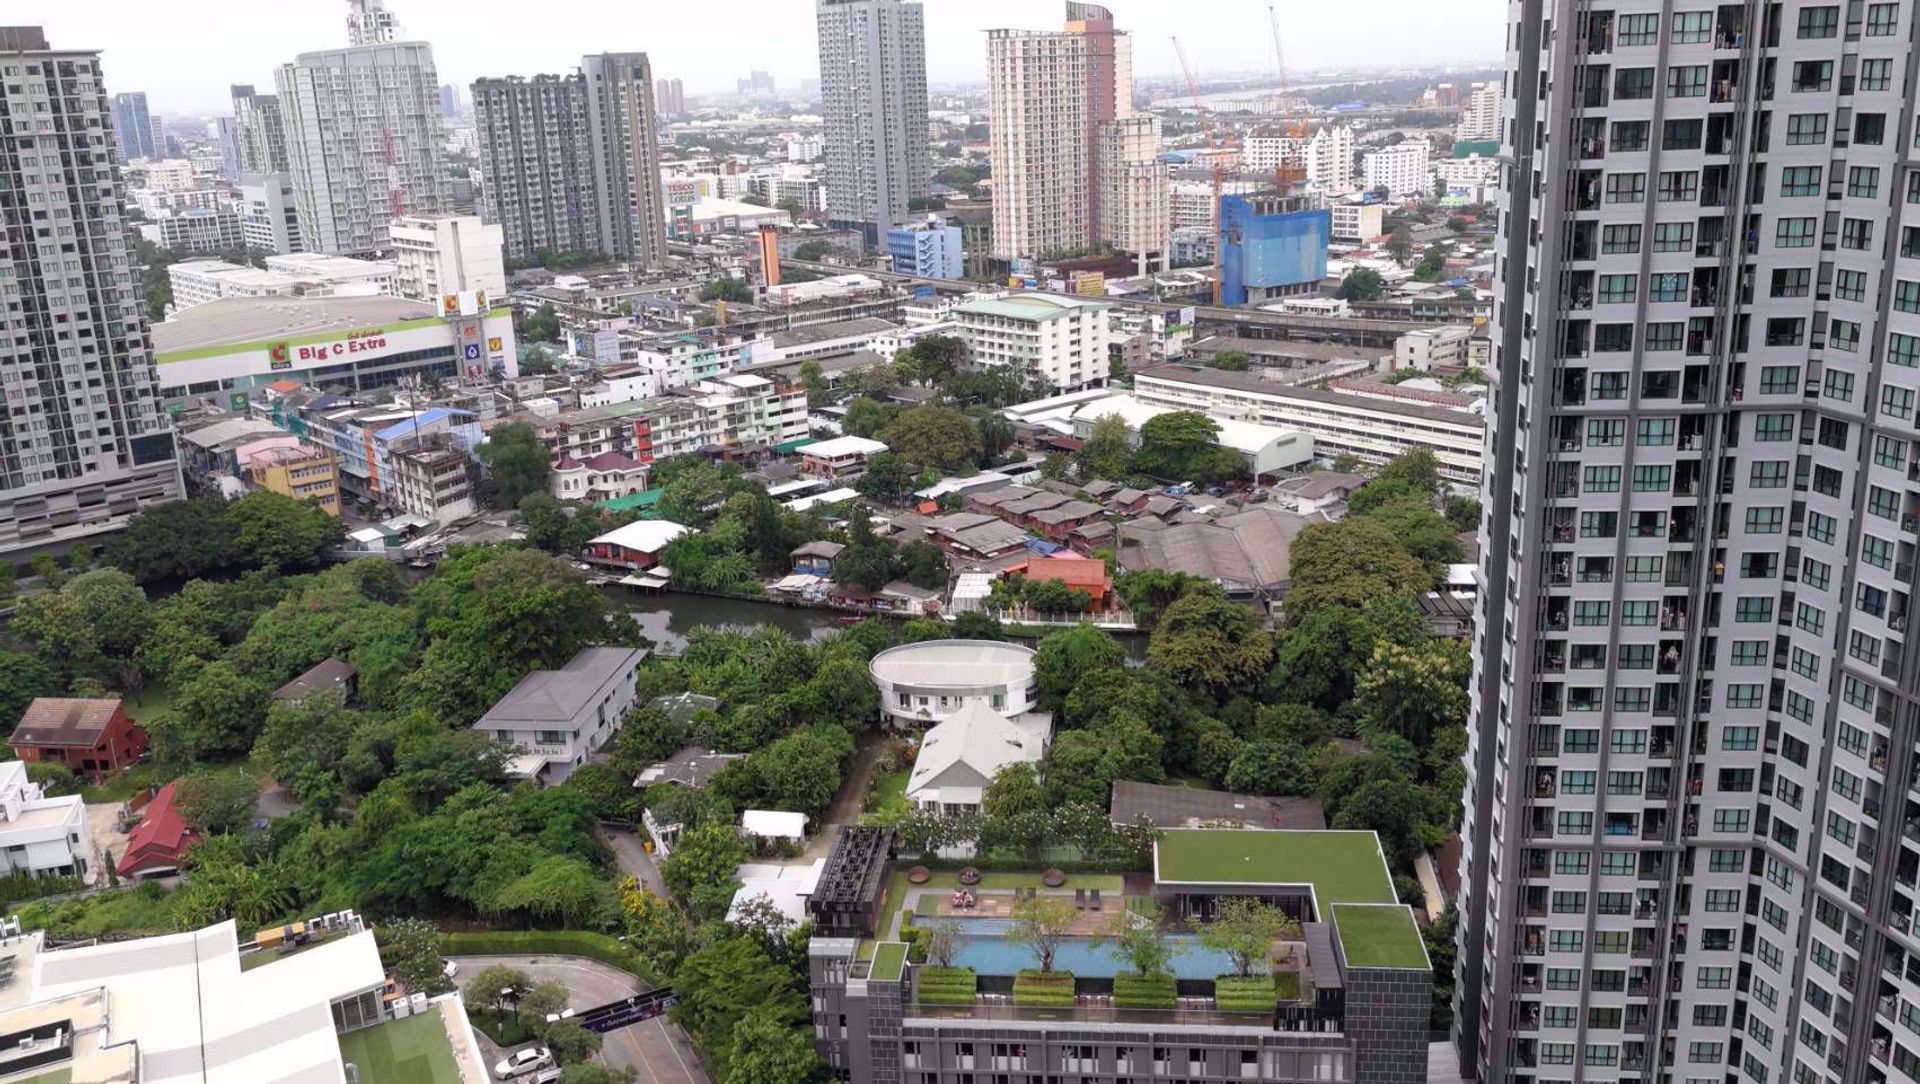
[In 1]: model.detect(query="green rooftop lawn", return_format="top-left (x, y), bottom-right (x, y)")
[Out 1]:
top-left (336, 1009), bottom-right (465, 1084)
top-left (1330, 904), bottom-right (1430, 970)
top-left (1153, 829), bottom-right (1395, 904)
top-left (870, 941), bottom-right (908, 981)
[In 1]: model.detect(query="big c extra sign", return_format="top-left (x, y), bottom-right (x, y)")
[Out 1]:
top-left (279, 328), bottom-right (391, 364)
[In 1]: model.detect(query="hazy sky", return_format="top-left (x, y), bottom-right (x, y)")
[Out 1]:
top-left (38, 0), bottom-right (1503, 116)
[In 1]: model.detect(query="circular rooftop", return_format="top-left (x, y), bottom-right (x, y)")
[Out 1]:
top-left (868, 639), bottom-right (1037, 690)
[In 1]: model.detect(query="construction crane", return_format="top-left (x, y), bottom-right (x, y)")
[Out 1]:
top-left (1171, 36), bottom-right (1226, 306)
top-left (1265, 4), bottom-right (1314, 191)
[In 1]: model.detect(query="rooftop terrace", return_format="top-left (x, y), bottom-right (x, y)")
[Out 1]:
top-left (1152, 828), bottom-right (1397, 903)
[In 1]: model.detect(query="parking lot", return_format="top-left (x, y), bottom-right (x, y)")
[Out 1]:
top-left (449, 953), bottom-right (709, 1084)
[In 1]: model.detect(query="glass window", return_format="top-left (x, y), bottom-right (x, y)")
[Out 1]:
top-left (1618, 12), bottom-right (1659, 43)
top-left (1835, 269), bottom-right (1867, 302)
top-left (1607, 173), bottom-right (1646, 203)
top-left (1780, 165), bottom-right (1821, 196)
top-left (1797, 6), bottom-right (1839, 36)
top-left (1667, 65), bottom-right (1708, 97)
top-left (1866, 1), bottom-right (1899, 32)
top-left (1848, 166), bottom-right (1880, 197)
top-left (1653, 222), bottom-right (1693, 251)
top-left (1602, 224), bottom-right (1642, 253)
top-left (1616, 68), bottom-right (1656, 99)
top-left (1775, 217), bottom-right (1816, 247)
top-left (1861, 57), bottom-right (1893, 91)
top-left (1786, 113), bottom-right (1829, 144)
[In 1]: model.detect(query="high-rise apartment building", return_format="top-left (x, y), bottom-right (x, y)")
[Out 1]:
top-left (1362, 141), bottom-right (1430, 198)
top-left (276, 38), bottom-right (448, 256)
top-left (390, 214), bottom-right (506, 303)
top-left (1306, 125), bottom-right (1358, 195)
top-left (238, 173), bottom-right (303, 253)
top-left (1455, 3), bottom-right (1920, 1083)
top-left (109, 91), bottom-right (154, 160)
top-left (1455, 80), bottom-right (1501, 143)
top-left (654, 77), bottom-right (685, 116)
top-left (1097, 114), bottom-right (1169, 275)
top-left (229, 84), bottom-right (289, 175)
top-left (987, 3), bottom-right (1160, 267)
top-left (346, 0), bottom-right (402, 46)
top-left (815, 0), bottom-right (930, 246)
top-left (0, 27), bottom-right (183, 554)
top-left (472, 56), bottom-right (669, 267)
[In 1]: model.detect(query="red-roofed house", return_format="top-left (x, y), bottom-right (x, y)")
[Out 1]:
top-left (116, 782), bottom-right (200, 878)
top-left (1007, 555), bottom-right (1112, 608)
top-left (10, 698), bottom-right (147, 780)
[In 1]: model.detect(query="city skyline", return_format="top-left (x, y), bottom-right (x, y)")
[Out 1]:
top-left (41, 0), bottom-right (1503, 115)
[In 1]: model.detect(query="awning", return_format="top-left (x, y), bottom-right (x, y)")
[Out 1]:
top-left (503, 753), bottom-right (548, 779)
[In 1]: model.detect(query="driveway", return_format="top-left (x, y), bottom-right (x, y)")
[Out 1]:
top-left (83, 801), bottom-right (129, 886)
top-left (803, 731), bottom-right (888, 860)
top-left (602, 826), bottom-right (669, 898)
top-left (448, 954), bottom-right (708, 1084)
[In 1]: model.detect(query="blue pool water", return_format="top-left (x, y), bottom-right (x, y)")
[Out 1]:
top-left (946, 932), bottom-right (1234, 980)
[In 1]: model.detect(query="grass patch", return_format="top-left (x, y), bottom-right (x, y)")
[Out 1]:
top-left (1113, 972), bottom-right (1176, 1009)
top-left (916, 965), bottom-right (978, 1005)
top-left (76, 762), bottom-right (170, 804)
top-left (1274, 968), bottom-right (1301, 1002)
top-left (1012, 970), bottom-right (1076, 1007)
top-left (439, 929), bottom-right (659, 986)
top-left (1153, 828), bottom-right (1395, 904)
top-left (862, 768), bottom-right (911, 824)
top-left (1330, 903), bottom-right (1429, 969)
top-left (870, 941), bottom-right (907, 981)
top-left (335, 1007), bottom-right (465, 1084)
top-left (467, 1008), bottom-right (534, 1048)
top-left (16, 882), bottom-right (176, 938)
top-left (1214, 974), bottom-right (1278, 1012)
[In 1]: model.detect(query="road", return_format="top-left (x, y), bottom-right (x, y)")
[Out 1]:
top-left (449, 954), bottom-right (709, 1084)
top-left (603, 826), bottom-right (669, 898)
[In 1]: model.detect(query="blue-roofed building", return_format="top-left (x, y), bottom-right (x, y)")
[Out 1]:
top-left (1218, 192), bottom-right (1331, 308)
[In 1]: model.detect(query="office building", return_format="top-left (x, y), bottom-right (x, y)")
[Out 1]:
top-left (986, 3), bottom-right (1158, 268)
top-left (1362, 142), bottom-right (1430, 198)
top-left (953, 293), bottom-right (1113, 394)
top-left (0, 26), bottom-right (184, 556)
top-left (275, 39), bottom-right (449, 256)
top-left (1329, 201), bottom-right (1386, 243)
top-left (239, 172), bottom-right (303, 253)
top-left (389, 214), bottom-right (506, 303)
top-left (1454, 2), bottom-right (1920, 1080)
top-left (1218, 192), bottom-right (1330, 307)
top-left (1455, 80), bottom-right (1500, 143)
top-left (808, 825), bottom-right (1430, 1084)
top-left (138, 206), bottom-right (246, 256)
top-left (229, 84), bottom-right (289, 175)
top-left (815, 0), bottom-right (930, 245)
top-left (110, 90), bottom-right (155, 160)
top-left (887, 215), bottom-right (964, 279)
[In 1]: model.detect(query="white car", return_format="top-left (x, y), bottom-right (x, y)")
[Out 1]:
top-left (493, 1047), bottom-right (553, 1079)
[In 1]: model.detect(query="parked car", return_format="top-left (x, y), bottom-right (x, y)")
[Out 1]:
top-left (494, 1047), bottom-right (553, 1079)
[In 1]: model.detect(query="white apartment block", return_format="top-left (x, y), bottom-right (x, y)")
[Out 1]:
top-left (275, 40), bottom-right (449, 256)
top-left (1306, 125), bottom-right (1358, 194)
top-left (139, 207), bottom-right (245, 256)
top-left (1242, 134), bottom-right (1308, 173)
top-left (0, 26), bottom-right (184, 556)
top-left (1362, 140), bottom-right (1431, 198)
top-left (954, 293), bottom-right (1113, 394)
top-left (1169, 177), bottom-right (1262, 230)
top-left (1455, 2), bottom-right (1920, 1081)
top-left (1435, 154), bottom-right (1501, 189)
top-left (1096, 114), bottom-right (1169, 275)
top-left (1329, 201), bottom-right (1387, 243)
top-left (0, 760), bottom-right (96, 883)
top-left (132, 186), bottom-right (223, 218)
top-left (386, 437), bottom-right (474, 521)
top-left (238, 172), bottom-right (302, 253)
top-left (816, 0), bottom-right (930, 242)
top-left (1133, 366), bottom-right (1484, 485)
top-left (389, 214), bottom-right (506, 303)
top-left (786, 133), bottom-right (824, 162)
top-left (1393, 325), bottom-right (1471, 371)
top-left (139, 158), bottom-right (197, 191)
top-left (166, 254), bottom-right (394, 311)
top-left (1455, 79), bottom-right (1501, 142)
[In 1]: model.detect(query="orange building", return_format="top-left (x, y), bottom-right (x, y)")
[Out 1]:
top-left (1008, 555), bottom-right (1112, 608)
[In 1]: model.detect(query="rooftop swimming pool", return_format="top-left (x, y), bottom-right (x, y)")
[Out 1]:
top-left (945, 925), bottom-right (1235, 980)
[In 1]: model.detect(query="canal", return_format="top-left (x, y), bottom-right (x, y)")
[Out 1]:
top-left (603, 587), bottom-right (1150, 661)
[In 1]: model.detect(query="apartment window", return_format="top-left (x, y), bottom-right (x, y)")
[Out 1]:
top-left (1658, 171), bottom-right (1699, 202)
top-left (1735, 597), bottom-right (1774, 622)
top-left (1587, 418), bottom-right (1625, 446)
top-left (1649, 272), bottom-right (1687, 302)
top-left (1775, 217), bottom-right (1816, 247)
top-left (1864, 534), bottom-right (1894, 569)
top-left (1851, 631), bottom-right (1885, 667)
top-left (1796, 603), bottom-right (1827, 636)
top-left (1745, 507), bottom-right (1784, 534)
top-left (1808, 511), bottom-right (1837, 544)
top-left (1607, 173), bottom-right (1646, 203)
top-left (1664, 117), bottom-right (1704, 149)
top-left (1835, 269), bottom-right (1868, 302)
top-left (1786, 114), bottom-right (1829, 144)
top-left (1556, 850), bottom-right (1592, 872)
top-left (1798, 5), bottom-right (1839, 35)
top-left (1830, 319), bottom-right (1861, 352)
top-left (1595, 324), bottom-right (1634, 351)
top-left (1824, 369), bottom-right (1856, 401)
top-left (1891, 332), bottom-right (1920, 367)
top-left (1609, 120), bottom-right (1650, 153)
top-left (1862, 57), bottom-right (1893, 90)
top-left (1619, 12), bottom-right (1659, 42)
top-left (1632, 465), bottom-right (1671, 491)
top-left (1727, 684), bottom-right (1763, 709)
top-left (1616, 67), bottom-right (1656, 99)
top-left (1760, 365), bottom-right (1799, 393)
top-left (1803, 557), bottom-right (1831, 590)
top-left (1667, 65), bottom-right (1708, 97)
top-left (1637, 417), bottom-right (1675, 445)
top-left (1841, 218), bottom-right (1874, 250)
top-left (1709, 849), bottom-right (1746, 873)
top-left (1601, 223), bottom-right (1642, 253)
top-left (1792, 59), bottom-right (1834, 91)
top-left (1848, 166), bottom-right (1881, 197)
top-left (1574, 601), bottom-right (1613, 625)
top-left (1867, 1), bottom-right (1900, 32)
top-left (1858, 112), bottom-right (1888, 144)
top-left (1621, 600), bottom-right (1657, 625)
top-left (1754, 413), bottom-right (1795, 441)
top-left (1646, 322), bottom-right (1683, 351)
top-left (1598, 273), bottom-right (1638, 303)
top-left (1771, 267), bottom-right (1811, 296)
top-left (1653, 222), bottom-right (1693, 251)
top-left (1549, 931), bottom-right (1585, 954)
top-left (1780, 166), bottom-right (1821, 196)
top-left (1585, 465), bottom-right (1621, 491)
top-left (1868, 484), bottom-right (1901, 520)
top-left (1875, 436), bottom-right (1909, 470)
top-left (1883, 385), bottom-right (1915, 420)
top-left (1750, 460), bottom-right (1788, 487)
top-left (1625, 557), bottom-right (1663, 582)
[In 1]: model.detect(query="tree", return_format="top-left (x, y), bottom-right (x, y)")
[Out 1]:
top-left (377, 917), bottom-right (453, 996)
top-left (975, 412), bottom-right (1017, 464)
top-left (522, 302), bottom-right (562, 343)
top-left (1332, 774), bottom-right (1433, 864)
top-left (950, 611), bottom-right (1005, 641)
top-left (255, 690), bottom-right (363, 787)
top-left (1413, 242), bottom-right (1451, 282)
top-left (154, 661), bottom-right (271, 762)
top-left (464, 964), bottom-right (530, 1014)
top-left (516, 980), bottom-right (571, 1032)
top-left (921, 918), bottom-right (963, 969)
top-left (794, 240), bottom-right (832, 261)
top-left (1352, 449), bottom-right (1442, 509)
top-left (1285, 518), bottom-right (1433, 619)
top-left (476, 422), bottom-right (552, 510)
top-left (982, 762), bottom-right (1047, 818)
top-left (1360, 495), bottom-right (1463, 572)
top-left (880, 404), bottom-right (981, 472)
top-left (1384, 225), bottom-right (1414, 265)
top-left (1198, 897), bottom-right (1298, 976)
top-left (726, 1003), bottom-right (829, 1084)
top-left (1145, 590), bottom-right (1275, 700)
top-left (1223, 740), bottom-right (1314, 796)
top-left (1098, 901), bottom-right (1174, 979)
top-left (898, 539), bottom-right (949, 591)
top-left (700, 278), bottom-right (755, 304)
top-left (1074, 413), bottom-right (1136, 481)
top-left (1006, 894), bottom-right (1078, 972)
top-left (226, 490), bottom-right (341, 572)
top-left (1210, 350), bottom-right (1249, 371)
top-left (175, 768), bottom-right (263, 836)
top-left (1134, 411), bottom-right (1241, 484)
top-left (672, 936), bottom-right (807, 1080)
top-left (0, 652), bottom-right (57, 733)
top-left (893, 334), bottom-right (968, 386)
top-left (1335, 268), bottom-right (1386, 301)
top-left (545, 1020), bottom-right (602, 1065)
top-left (662, 821), bottom-right (749, 920)
top-left (853, 451), bottom-right (912, 504)
top-left (841, 397), bottom-right (901, 439)
top-left (1356, 640), bottom-right (1470, 746)
top-left (833, 504), bottom-right (896, 591)
top-left (1033, 625), bottom-right (1126, 712)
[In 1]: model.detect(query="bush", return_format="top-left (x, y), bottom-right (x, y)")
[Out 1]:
top-left (1012, 969), bottom-right (1075, 1007)
top-left (438, 930), bottom-right (659, 986)
top-left (1213, 974), bottom-right (1278, 1012)
top-left (915, 966), bottom-right (978, 1005)
top-left (1274, 969), bottom-right (1302, 1002)
top-left (1112, 971), bottom-right (1176, 1009)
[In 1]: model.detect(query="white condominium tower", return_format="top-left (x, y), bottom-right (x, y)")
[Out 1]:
top-left (986, 2), bottom-right (1161, 266)
top-left (0, 27), bottom-right (183, 554)
top-left (815, 0), bottom-right (930, 247)
top-left (1456, 79), bottom-right (1503, 143)
top-left (346, 0), bottom-right (402, 46)
top-left (1456, 2), bottom-right (1920, 1084)
top-left (275, 35), bottom-right (449, 256)
top-left (229, 84), bottom-right (289, 175)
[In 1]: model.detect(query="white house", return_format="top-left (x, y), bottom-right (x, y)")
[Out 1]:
top-left (905, 701), bottom-right (1051, 814)
top-left (0, 760), bottom-right (95, 884)
top-left (868, 640), bottom-right (1040, 729)
top-left (471, 647), bottom-right (649, 783)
